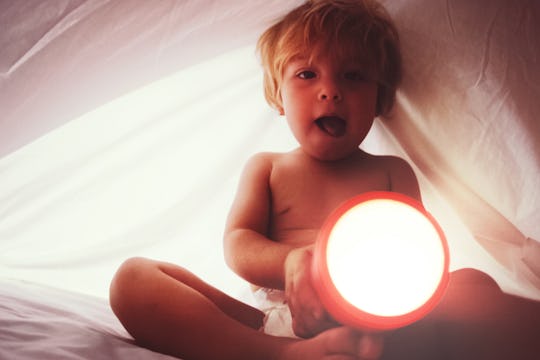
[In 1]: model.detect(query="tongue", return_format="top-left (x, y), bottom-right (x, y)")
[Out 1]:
top-left (316, 116), bottom-right (346, 137)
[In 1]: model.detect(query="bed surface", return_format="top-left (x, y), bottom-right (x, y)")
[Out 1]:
top-left (0, 279), bottom-right (177, 360)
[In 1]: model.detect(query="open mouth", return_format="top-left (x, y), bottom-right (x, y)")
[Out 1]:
top-left (315, 116), bottom-right (347, 137)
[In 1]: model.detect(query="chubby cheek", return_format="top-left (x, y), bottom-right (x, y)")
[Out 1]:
top-left (280, 88), bottom-right (298, 116)
top-left (359, 93), bottom-right (378, 122)
top-left (281, 92), bottom-right (310, 132)
top-left (284, 112), bottom-right (308, 145)
top-left (355, 86), bottom-right (378, 115)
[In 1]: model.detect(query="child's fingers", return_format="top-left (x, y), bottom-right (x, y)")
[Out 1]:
top-left (322, 327), bottom-right (381, 356)
top-left (326, 328), bottom-right (383, 360)
top-left (292, 307), bottom-right (337, 338)
top-left (357, 334), bottom-right (383, 360)
top-left (289, 284), bottom-right (339, 337)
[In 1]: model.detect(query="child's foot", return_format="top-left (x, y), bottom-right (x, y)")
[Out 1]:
top-left (277, 327), bottom-right (382, 360)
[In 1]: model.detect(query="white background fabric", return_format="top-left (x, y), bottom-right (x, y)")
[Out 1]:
top-left (1, 0), bottom-right (539, 304)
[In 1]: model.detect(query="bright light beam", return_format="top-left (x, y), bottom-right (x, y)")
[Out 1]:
top-left (313, 191), bottom-right (450, 330)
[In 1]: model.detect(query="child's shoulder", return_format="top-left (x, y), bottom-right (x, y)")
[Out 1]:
top-left (245, 151), bottom-right (281, 166)
top-left (240, 151), bottom-right (283, 177)
top-left (362, 151), bottom-right (412, 169)
top-left (383, 155), bottom-right (415, 176)
top-left (244, 151), bottom-right (295, 167)
top-left (242, 150), bottom-right (303, 180)
top-left (363, 152), bottom-right (420, 199)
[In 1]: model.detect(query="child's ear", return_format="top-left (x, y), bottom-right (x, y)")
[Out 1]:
top-left (275, 100), bottom-right (284, 115)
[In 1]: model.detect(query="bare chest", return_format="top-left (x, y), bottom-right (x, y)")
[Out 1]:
top-left (268, 158), bottom-right (390, 244)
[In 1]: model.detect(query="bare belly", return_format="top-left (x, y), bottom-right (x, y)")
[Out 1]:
top-left (250, 228), bottom-right (319, 293)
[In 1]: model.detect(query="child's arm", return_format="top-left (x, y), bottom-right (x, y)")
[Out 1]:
top-left (223, 153), bottom-right (292, 289)
top-left (224, 153), bottom-right (338, 337)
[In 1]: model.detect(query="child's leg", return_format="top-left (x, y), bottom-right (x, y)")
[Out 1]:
top-left (109, 257), bottom-right (380, 360)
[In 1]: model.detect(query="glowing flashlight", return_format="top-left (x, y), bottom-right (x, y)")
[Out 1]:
top-left (312, 191), bottom-right (450, 331)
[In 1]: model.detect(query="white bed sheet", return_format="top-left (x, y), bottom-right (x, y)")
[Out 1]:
top-left (0, 279), bottom-right (177, 360)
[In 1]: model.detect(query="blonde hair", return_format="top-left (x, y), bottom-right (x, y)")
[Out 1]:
top-left (257, 0), bottom-right (401, 116)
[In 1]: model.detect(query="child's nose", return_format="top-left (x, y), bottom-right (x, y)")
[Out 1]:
top-left (318, 80), bottom-right (342, 102)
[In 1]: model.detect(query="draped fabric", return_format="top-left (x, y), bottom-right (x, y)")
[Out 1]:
top-left (1, 0), bottom-right (539, 300)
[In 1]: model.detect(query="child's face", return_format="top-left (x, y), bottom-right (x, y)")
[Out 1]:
top-left (280, 51), bottom-right (377, 161)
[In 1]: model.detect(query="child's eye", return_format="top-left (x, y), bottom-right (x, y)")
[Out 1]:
top-left (297, 70), bottom-right (317, 80)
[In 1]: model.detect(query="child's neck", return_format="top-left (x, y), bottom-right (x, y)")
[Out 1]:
top-left (295, 147), bottom-right (369, 167)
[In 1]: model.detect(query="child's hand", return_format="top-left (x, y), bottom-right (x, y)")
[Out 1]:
top-left (284, 245), bottom-right (339, 338)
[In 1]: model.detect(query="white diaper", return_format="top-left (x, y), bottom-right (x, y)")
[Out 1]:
top-left (252, 288), bottom-right (298, 338)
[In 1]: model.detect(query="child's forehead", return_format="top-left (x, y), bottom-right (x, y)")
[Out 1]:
top-left (286, 43), bottom-right (374, 68)
top-left (287, 54), bottom-right (364, 68)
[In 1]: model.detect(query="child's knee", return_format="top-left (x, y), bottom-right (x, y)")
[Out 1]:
top-left (451, 268), bottom-right (500, 290)
top-left (109, 257), bottom-right (156, 315)
top-left (112, 257), bottom-right (151, 286)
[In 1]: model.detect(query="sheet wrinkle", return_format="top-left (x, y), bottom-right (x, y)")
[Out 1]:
top-left (472, 8), bottom-right (499, 88)
top-left (523, 8), bottom-right (540, 66)
top-left (152, 2), bottom-right (186, 68)
top-left (68, 7), bottom-right (160, 73)
top-left (522, 238), bottom-right (540, 279)
top-left (1, 292), bottom-right (112, 336)
top-left (95, 2), bottom-right (204, 62)
top-left (387, 90), bottom-right (540, 298)
top-left (159, 1), bottom-right (237, 45)
top-left (0, 0), bottom-right (76, 74)
top-left (3, 0), bottom-right (108, 77)
top-left (444, 0), bottom-right (456, 36)
top-left (1, 279), bottom-right (182, 359)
